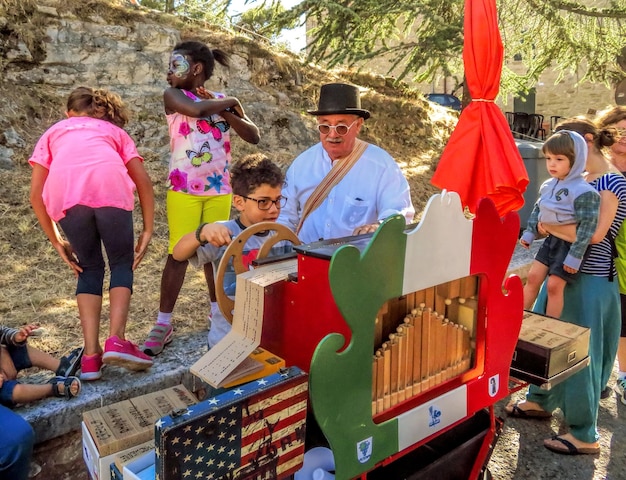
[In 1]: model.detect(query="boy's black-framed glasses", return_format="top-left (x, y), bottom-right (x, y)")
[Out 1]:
top-left (240, 195), bottom-right (288, 210)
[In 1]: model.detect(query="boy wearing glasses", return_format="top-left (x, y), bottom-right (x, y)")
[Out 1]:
top-left (279, 83), bottom-right (414, 243)
top-left (166, 153), bottom-right (290, 348)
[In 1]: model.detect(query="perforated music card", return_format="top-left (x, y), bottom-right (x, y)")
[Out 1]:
top-left (190, 259), bottom-right (298, 387)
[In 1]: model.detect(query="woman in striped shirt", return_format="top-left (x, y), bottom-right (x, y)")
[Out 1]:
top-left (596, 106), bottom-right (626, 405)
top-left (506, 117), bottom-right (626, 455)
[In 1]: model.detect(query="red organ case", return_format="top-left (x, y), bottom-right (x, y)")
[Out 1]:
top-left (254, 193), bottom-right (524, 480)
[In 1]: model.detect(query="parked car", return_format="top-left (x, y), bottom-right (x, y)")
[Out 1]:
top-left (425, 93), bottom-right (463, 111)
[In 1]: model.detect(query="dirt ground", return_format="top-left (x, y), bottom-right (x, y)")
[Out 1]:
top-left (487, 366), bottom-right (626, 480)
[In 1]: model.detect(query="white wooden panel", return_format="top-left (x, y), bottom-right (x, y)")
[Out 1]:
top-left (402, 191), bottom-right (473, 294)
top-left (396, 384), bottom-right (468, 451)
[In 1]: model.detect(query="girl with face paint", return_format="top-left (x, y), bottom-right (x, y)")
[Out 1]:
top-left (142, 41), bottom-right (260, 356)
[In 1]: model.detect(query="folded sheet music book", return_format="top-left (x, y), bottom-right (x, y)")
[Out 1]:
top-left (190, 259), bottom-right (297, 387)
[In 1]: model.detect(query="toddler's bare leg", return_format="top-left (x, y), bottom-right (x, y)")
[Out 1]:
top-left (523, 260), bottom-right (549, 310)
top-left (545, 275), bottom-right (567, 319)
top-left (26, 346), bottom-right (60, 373)
top-left (11, 383), bottom-right (53, 404)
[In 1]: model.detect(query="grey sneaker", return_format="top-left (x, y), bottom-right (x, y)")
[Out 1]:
top-left (615, 378), bottom-right (626, 405)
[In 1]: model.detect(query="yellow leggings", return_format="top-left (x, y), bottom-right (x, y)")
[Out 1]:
top-left (166, 190), bottom-right (232, 254)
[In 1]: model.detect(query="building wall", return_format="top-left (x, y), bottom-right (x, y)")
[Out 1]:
top-left (503, 59), bottom-right (616, 122)
top-left (342, 53), bottom-right (616, 125)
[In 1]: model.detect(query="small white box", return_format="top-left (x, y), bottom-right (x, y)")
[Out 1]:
top-left (123, 450), bottom-right (155, 480)
top-left (83, 421), bottom-right (115, 480)
top-left (82, 422), bottom-right (155, 480)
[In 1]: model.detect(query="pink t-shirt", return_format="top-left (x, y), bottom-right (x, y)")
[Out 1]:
top-left (29, 116), bottom-right (142, 222)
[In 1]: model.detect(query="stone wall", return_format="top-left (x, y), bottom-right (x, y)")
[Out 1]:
top-left (388, 60), bottom-right (615, 120)
top-left (362, 56), bottom-right (616, 122)
top-left (503, 59), bottom-right (615, 120)
top-left (0, 1), bottom-right (324, 171)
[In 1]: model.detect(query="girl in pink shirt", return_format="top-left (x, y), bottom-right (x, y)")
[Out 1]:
top-left (29, 87), bottom-right (155, 380)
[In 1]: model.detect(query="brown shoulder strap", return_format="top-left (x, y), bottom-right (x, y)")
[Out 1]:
top-left (296, 139), bottom-right (369, 236)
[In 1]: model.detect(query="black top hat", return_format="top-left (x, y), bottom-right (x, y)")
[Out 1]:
top-left (307, 83), bottom-right (371, 120)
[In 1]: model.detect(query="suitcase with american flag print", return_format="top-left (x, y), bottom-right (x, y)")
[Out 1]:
top-left (155, 366), bottom-right (308, 480)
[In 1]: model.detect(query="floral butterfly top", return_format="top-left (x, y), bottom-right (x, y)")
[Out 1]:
top-left (166, 89), bottom-right (232, 196)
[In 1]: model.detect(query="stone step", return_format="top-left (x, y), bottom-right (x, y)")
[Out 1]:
top-left (15, 331), bottom-right (208, 444)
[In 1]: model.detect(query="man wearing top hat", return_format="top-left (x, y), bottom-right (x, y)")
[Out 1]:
top-left (278, 83), bottom-right (415, 243)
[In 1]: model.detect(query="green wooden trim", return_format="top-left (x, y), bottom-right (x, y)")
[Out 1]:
top-left (309, 215), bottom-right (407, 479)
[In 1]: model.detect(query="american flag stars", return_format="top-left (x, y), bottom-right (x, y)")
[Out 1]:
top-left (156, 368), bottom-right (308, 479)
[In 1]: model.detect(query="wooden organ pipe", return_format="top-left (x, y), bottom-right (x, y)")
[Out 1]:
top-left (371, 277), bottom-right (478, 415)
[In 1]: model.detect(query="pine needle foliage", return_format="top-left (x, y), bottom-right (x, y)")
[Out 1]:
top-left (267, 0), bottom-right (626, 96)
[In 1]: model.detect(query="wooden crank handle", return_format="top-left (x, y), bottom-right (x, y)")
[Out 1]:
top-left (214, 222), bottom-right (301, 323)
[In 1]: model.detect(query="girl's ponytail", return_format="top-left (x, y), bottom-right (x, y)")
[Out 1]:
top-left (212, 48), bottom-right (230, 69)
top-left (66, 86), bottom-right (129, 128)
top-left (92, 89), bottom-right (129, 128)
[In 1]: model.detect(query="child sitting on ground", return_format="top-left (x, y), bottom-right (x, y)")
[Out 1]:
top-left (1, 324), bottom-right (82, 406)
top-left (168, 153), bottom-right (292, 348)
top-left (520, 130), bottom-right (601, 318)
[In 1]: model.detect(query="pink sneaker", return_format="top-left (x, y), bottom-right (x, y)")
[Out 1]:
top-left (80, 353), bottom-right (103, 381)
top-left (103, 335), bottom-right (153, 371)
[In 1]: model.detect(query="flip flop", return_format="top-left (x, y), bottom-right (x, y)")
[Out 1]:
top-left (505, 401), bottom-right (552, 419)
top-left (48, 376), bottom-right (81, 400)
top-left (543, 435), bottom-right (600, 455)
